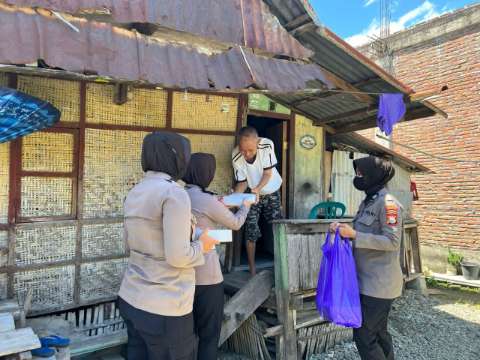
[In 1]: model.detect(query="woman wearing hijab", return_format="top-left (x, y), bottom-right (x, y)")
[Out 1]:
top-left (331, 156), bottom-right (402, 360)
top-left (183, 153), bottom-right (254, 360)
top-left (118, 132), bottom-right (218, 360)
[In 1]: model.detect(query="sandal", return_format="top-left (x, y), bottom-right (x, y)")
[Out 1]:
top-left (40, 335), bottom-right (71, 348)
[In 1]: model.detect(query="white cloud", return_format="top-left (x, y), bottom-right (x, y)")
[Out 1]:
top-left (364, 0), bottom-right (378, 7)
top-left (346, 1), bottom-right (449, 47)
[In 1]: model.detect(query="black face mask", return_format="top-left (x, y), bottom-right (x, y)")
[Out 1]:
top-left (353, 176), bottom-right (368, 191)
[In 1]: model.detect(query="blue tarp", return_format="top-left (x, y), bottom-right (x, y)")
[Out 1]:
top-left (0, 86), bottom-right (60, 143)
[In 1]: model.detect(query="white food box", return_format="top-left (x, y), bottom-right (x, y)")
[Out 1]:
top-left (195, 228), bottom-right (232, 243)
top-left (220, 193), bottom-right (256, 207)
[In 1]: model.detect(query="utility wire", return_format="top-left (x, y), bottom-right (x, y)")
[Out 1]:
top-left (376, 134), bottom-right (480, 164)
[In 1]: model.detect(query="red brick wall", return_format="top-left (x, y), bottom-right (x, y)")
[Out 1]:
top-left (389, 25), bottom-right (480, 250)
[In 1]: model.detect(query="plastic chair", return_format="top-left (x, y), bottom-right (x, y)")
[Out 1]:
top-left (309, 201), bottom-right (346, 219)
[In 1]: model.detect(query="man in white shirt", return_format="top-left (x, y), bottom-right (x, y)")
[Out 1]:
top-left (232, 126), bottom-right (283, 275)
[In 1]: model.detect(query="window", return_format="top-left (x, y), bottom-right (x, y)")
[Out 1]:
top-left (16, 129), bottom-right (78, 222)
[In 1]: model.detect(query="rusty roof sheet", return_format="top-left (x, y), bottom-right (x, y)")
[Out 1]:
top-left (209, 47), bottom-right (333, 92)
top-left (328, 132), bottom-right (431, 173)
top-left (4, 0), bottom-right (312, 59)
top-left (0, 4), bottom-right (331, 91)
top-left (261, 0), bottom-right (443, 132)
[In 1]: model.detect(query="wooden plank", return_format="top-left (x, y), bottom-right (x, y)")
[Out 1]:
top-left (0, 328), bottom-right (40, 357)
top-left (0, 313), bottom-right (15, 332)
top-left (429, 273), bottom-right (480, 288)
top-left (263, 325), bottom-right (283, 338)
top-left (287, 112), bottom-right (296, 217)
top-left (70, 331), bottom-right (127, 357)
top-left (410, 226), bottom-right (423, 273)
top-left (286, 233), bottom-right (325, 292)
top-left (219, 270), bottom-right (274, 346)
top-left (294, 309), bottom-right (326, 330)
top-left (291, 115), bottom-right (324, 219)
top-left (273, 223), bottom-right (297, 360)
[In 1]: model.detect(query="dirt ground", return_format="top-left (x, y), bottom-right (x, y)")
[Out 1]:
top-left (90, 285), bottom-right (480, 360)
top-left (310, 285), bottom-right (480, 360)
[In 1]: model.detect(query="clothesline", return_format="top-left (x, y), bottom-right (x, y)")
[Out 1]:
top-left (376, 135), bottom-right (480, 165)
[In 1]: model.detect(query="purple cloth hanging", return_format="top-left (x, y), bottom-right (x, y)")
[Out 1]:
top-left (377, 93), bottom-right (406, 136)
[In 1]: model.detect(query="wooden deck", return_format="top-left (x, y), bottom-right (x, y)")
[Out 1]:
top-left (429, 273), bottom-right (480, 288)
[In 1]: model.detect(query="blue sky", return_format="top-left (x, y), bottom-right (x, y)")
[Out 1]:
top-left (310, 0), bottom-right (478, 46)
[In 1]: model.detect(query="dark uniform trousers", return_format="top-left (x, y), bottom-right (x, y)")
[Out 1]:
top-left (193, 283), bottom-right (224, 360)
top-left (353, 295), bottom-right (395, 360)
top-left (118, 297), bottom-right (195, 360)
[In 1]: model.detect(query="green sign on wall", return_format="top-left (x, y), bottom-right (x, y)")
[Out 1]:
top-left (248, 94), bottom-right (291, 115)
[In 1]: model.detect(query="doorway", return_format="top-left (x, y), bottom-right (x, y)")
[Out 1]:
top-left (232, 112), bottom-right (290, 270)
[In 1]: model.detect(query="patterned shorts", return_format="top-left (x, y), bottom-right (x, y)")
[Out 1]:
top-left (245, 191), bottom-right (282, 242)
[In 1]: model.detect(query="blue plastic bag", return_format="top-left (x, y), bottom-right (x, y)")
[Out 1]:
top-left (316, 229), bottom-right (362, 328)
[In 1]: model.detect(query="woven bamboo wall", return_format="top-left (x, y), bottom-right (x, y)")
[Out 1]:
top-left (0, 73), bottom-right (7, 86)
top-left (2, 76), bottom-right (240, 313)
top-left (15, 224), bottom-right (77, 266)
top-left (182, 133), bottom-right (235, 194)
top-left (82, 222), bottom-right (126, 259)
top-left (17, 77), bottom-right (80, 122)
top-left (21, 177), bottom-right (73, 218)
top-left (86, 84), bottom-right (167, 127)
top-left (14, 265), bottom-right (75, 312)
top-left (0, 142), bottom-right (9, 223)
top-left (172, 92), bottom-right (238, 131)
top-left (22, 132), bottom-right (74, 172)
top-left (79, 258), bottom-right (127, 303)
top-left (83, 129), bottom-right (146, 218)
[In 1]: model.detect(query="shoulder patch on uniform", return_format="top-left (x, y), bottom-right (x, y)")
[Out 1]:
top-left (385, 200), bottom-right (399, 226)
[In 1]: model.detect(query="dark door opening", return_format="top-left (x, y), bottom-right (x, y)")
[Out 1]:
top-left (233, 114), bottom-right (289, 270)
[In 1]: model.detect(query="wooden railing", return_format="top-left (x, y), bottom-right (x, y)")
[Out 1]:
top-left (273, 219), bottom-right (353, 360)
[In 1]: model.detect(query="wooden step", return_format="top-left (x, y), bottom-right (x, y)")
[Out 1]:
top-left (0, 328), bottom-right (41, 357)
top-left (70, 331), bottom-right (127, 357)
top-left (219, 270), bottom-right (274, 346)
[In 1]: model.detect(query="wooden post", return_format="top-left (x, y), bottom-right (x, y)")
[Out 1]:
top-left (273, 223), bottom-right (297, 360)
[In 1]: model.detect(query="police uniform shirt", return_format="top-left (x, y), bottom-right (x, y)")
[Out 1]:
top-left (353, 188), bottom-right (403, 299)
top-left (232, 137), bottom-right (283, 195)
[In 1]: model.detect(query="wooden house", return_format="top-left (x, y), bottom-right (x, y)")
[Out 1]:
top-left (0, 0), bottom-right (443, 358)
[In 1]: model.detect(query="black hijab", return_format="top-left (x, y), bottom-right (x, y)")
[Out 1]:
top-left (353, 156), bottom-right (395, 197)
top-left (141, 131), bottom-right (191, 181)
top-left (183, 153), bottom-right (216, 191)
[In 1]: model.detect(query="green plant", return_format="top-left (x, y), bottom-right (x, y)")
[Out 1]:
top-left (447, 249), bottom-right (464, 267)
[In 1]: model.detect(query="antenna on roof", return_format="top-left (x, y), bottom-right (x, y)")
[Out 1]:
top-left (369, 0), bottom-right (394, 74)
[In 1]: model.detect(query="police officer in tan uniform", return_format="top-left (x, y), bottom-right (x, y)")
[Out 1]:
top-left (331, 156), bottom-right (402, 360)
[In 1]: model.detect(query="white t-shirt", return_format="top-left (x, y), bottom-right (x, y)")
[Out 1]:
top-left (232, 138), bottom-right (283, 195)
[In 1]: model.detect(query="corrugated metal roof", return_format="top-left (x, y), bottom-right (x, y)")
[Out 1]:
top-left (4, 0), bottom-right (312, 59)
top-left (0, 4), bottom-right (333, 92)
top-left (327, 132), bottom-right (431, 173)
top-left (262, 0), bottom-right (442, 132)
top-left (0, 1), bottom-right (444, 133)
